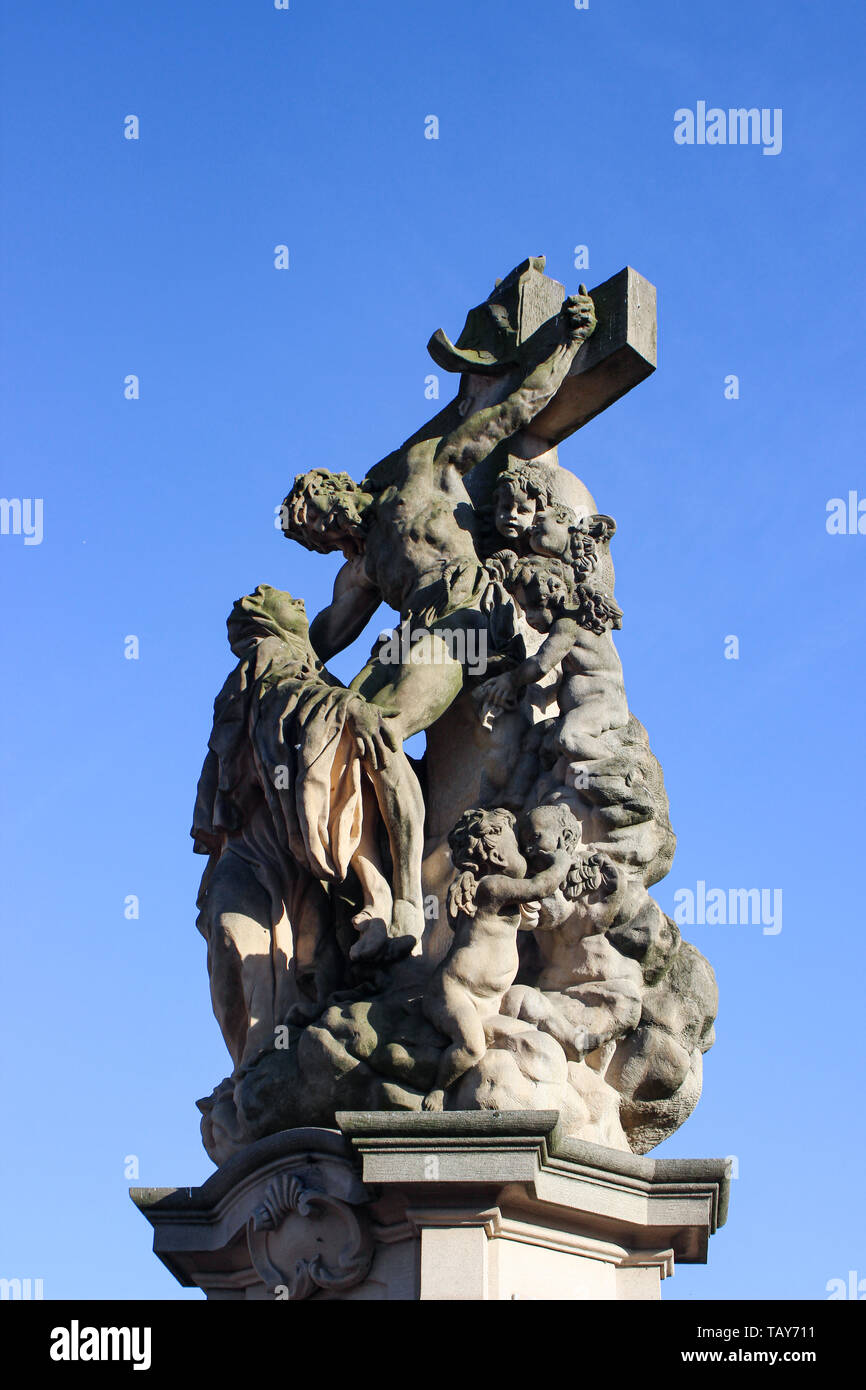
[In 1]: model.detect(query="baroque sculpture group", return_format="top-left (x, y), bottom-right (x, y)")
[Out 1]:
top-left (192, 258), bottom-right (717, 1166)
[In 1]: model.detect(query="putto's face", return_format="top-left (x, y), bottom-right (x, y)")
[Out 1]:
top-left (530, 508), bottom-right (571, 558)
top-left (494, 483), bottom-right (536, 541)
top-left (482, 818), bottom-right (527, 877)
top-left (521, 807), bottom-right (566, 860)
top-left (523, 569), bottom-right (568, 623)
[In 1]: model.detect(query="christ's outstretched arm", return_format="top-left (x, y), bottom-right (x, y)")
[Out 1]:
top-left (435, 290), bottom-right (596, 476)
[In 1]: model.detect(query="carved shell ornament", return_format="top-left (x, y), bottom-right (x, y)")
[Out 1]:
top-left (247, 1172), bottom-right (373, 1301)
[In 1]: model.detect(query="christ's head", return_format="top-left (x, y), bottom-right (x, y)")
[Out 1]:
top-left (281, 468), bottom-right (371, 557)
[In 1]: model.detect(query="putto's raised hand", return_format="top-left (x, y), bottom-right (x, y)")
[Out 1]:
top-left (473, 670), bottom-right (519, 712)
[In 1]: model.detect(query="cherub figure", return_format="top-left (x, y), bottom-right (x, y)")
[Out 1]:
top-left (421, 806), bottom-right (573, 1111)
top-left (501, 804), bottom-right (643, 1061)
top-left (489, 457), bottom-right (558, 556)
top-left (474, 553), bottom-right (623, 754)
top-left (529, 503), bottom-right (616, 581)
top-left (529, 506), bottom-right (627, 767)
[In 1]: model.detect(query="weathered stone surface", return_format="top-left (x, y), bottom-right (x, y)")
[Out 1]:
top-left (530, 267), bottom-right (658, 444)
top-left (132, 1113), bottom-right (731, 1300)
top-left (191, 258), bottom-right (717, 1168)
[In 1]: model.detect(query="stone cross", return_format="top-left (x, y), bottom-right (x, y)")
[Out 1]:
top-left (428, 256), bottom-right (657, 446)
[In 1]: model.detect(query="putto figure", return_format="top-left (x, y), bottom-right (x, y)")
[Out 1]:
top-left (192, 257), bottom-right (717, 1165)
top-left (421, 806), bottom-right (573, 1112)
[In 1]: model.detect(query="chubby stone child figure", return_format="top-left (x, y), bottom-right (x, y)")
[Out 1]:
top-left (490, 457), bottom-right (557, 556)
top-left (501, 804), bottom-right (643, 1062)
top-left (475, 551), bottom-right (624, 760)
top-left (477, 513), bottom-right (627, 770)
top-left (528, 502), bottom-right (615, 579)
top-left (421, 806), bottom-right (572, 1111)
top-left (527, 505), bottom-right (628, 766)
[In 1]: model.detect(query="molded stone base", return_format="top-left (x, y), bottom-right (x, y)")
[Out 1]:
top-left (131, 1111), bottom-right (730, 1301)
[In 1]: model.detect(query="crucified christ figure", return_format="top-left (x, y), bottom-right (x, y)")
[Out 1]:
top-left (280, 285), bottom-right (597, 936)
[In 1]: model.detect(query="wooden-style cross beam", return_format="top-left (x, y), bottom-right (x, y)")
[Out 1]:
top-left (428, 257), bottom-right (657, 446)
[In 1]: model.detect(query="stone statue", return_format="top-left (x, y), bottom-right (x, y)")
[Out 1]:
top-left (191, 588), bottom-right (425, 1058)
top-left (421, 804), bottom-right (577, 1114)
top-left (192, 257), bottom-right (717, 1167)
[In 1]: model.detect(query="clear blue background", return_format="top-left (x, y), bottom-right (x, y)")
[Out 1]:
top-left (1, 0), bottom-right (863, 1301)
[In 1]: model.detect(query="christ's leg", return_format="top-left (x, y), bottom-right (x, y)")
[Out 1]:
top-left (348, 634), bottom-right (463, 948)
top-left (349, 630), bottom-right (465, 740)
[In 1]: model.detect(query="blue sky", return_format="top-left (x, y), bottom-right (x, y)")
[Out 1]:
top-left (1, 0), bottom-right (864, 1300)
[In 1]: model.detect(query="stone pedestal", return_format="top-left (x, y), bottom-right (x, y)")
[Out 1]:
top-left (131, 1112), bottom-right (730, 1301)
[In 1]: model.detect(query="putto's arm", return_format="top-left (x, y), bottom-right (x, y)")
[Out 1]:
top-left (473, 617), bottom-right (579, 720)
top-left (309, 556), bottom-right (381, 662)
top-left (436, 291), bottom-right (596, 476)
top-left (512, 618), bottom-right (580, 689)
top-left (479, 850), bottom-right (572, 912)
